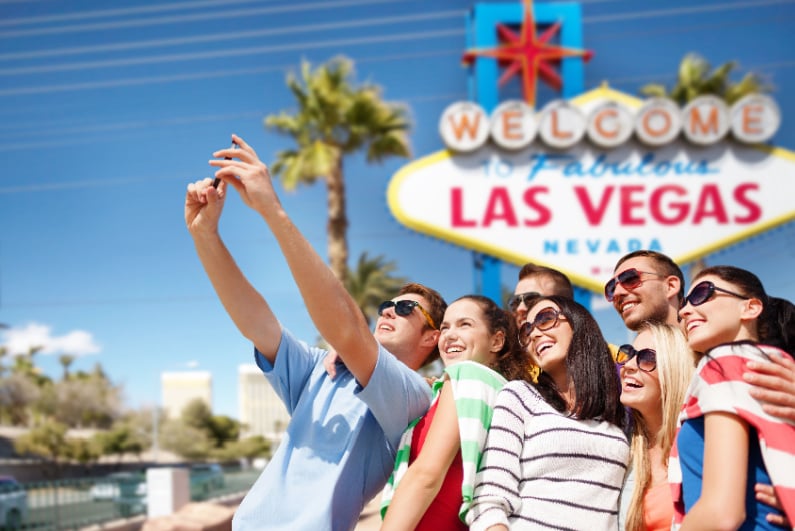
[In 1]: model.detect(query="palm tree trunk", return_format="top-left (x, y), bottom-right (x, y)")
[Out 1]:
top-left (326, 157), bottom-right (349, 281)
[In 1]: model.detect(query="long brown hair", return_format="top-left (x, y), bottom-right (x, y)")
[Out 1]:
top-left (530, 296), bottom-right (625, 429)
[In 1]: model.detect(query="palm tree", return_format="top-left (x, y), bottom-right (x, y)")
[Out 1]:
top-left (641, 53), bottom-right (770, 279)
top-left (641, 52), bottom-right (770, 105)
top-left (58, 354), bottom-right (75, 380)
top-left (265, 56), bottom-right (412, 281)
top-left (344, 252), bottom-right (407, 325)
top-left (12, 345), bottom-right (42, 377)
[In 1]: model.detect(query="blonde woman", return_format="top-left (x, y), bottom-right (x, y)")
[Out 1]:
top-left (617, 323), bottom-right (694, 531)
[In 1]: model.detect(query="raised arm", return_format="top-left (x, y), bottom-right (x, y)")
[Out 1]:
top-left (210, 135), bottom-right (379, 385)
top-left (185, 178), bottom-right (282, 361)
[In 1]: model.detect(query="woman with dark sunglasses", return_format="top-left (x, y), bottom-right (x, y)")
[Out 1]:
top-left (617, 323), bottom-right (694, 531)
top-left (467, 296), bottom-right (629, 530)
top-left (673, 266), bottom-right (795, 529)
top-left (380, 295), bottom-right (528, 530)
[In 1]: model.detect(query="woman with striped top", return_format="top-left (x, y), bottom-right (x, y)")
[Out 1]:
top-left (672, 266), bottom-right (794, 529)
top-left (380, 295), bottom-right (528, 530)
top-left (467, 296), bottom-right (630, 530)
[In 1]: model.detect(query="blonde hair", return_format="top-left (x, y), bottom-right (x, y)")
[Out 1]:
top-left (625, 323), bottom-right (695, 531)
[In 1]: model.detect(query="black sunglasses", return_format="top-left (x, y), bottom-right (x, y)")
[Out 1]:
top-left (377, 300), bottom-right (437, 330)
top-left (604, 268), bottom-right (665, 302)
top-left (616, 344), bottom-right (657, 372)
top-left (518, 307), bottom-right (566, 347)
top-left (508, 291), bottom-right (542, 311)
top-left (681, 280), bottom-right (750, 309)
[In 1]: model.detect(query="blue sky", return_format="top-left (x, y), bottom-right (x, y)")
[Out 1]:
top-left (1, 0), bottom-right (793, 419)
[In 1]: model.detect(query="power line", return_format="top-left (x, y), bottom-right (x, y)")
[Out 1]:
top-left (0, 10), bottom-right (463, 62)
top-left (0, 0), bottom-right (280, 27)
top-left (1, 54), bottom-right (792, 147)
top-left (0, 27), bottom-right (464, 76)
top-left (0, 36), bottom-right (465, 97)
top-left (0, 2), bottom-right (789, 92)
top-left (588, 14), bottom-right (795, 43)
top-left (583, 0), bottom-right (795, 23)
top-left (0, 0), bottom-right (406, 38)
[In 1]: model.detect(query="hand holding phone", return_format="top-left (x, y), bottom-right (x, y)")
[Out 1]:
top-left (212, 141), bottom-right (237, 188)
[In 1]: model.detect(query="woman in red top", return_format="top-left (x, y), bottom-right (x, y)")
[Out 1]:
top-left (380, 295), bottom-right (526, 530)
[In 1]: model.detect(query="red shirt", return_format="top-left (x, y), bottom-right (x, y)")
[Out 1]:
top-left (410, 399), bottom-right (468, 531)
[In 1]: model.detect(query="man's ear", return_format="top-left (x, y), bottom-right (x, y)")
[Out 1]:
top-left (490, 330), bottom-right (506, 353)
top-left (666, 275), bottom-right (682, 301)
top-left (422, 329), bottom-right (440, 350)
top-left (742, 298), bottom-right (764, 321)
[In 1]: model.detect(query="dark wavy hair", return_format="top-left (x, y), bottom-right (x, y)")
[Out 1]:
top-left (694, 266), bottom-right (795, 355)
top-left (453, 294), bottom-right (528, 381)
top-left (528, 295), bottom-right (625, 429)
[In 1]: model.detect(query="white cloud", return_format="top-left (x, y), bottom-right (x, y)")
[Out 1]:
top-left (185, 360), bottom-right (199, 369)
top-left (1, 322), bottom-right (101, 357)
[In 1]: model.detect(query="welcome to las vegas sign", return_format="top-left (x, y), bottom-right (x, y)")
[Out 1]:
top-left (387, 85), bottom-right (795, 293)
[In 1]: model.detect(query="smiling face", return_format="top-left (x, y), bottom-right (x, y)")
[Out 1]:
top-left (610, 256), bottom-right (678, 331)
top-left (373, 292), bottom-right (436, 363)
top-left (438, 298), bottom-right (502, 368)
top-left (679, 274), bottom-right (755, 354)
top-left (512, 276), bottom-right (552, 327)
top-left (525, 300), bottom-right (572, 382)
top-left (619, 328), bottom-right (662, 421)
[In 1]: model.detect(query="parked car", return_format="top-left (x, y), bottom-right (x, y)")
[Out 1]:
top-left (0, 476), bottom-right (27, 530)
top-left (90, 472), bottom-right (147, 502)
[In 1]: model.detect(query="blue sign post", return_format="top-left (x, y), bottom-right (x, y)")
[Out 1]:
top-left (465, 2), bottom-right (593, 309)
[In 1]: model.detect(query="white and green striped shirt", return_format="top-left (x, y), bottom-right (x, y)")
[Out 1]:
top-left (380, 361), bottom-right (507, 523)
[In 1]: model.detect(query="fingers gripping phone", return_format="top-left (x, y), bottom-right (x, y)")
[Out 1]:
top-left (212, 141), bottom-right (237, 188)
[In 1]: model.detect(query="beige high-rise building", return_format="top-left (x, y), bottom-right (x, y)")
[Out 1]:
top-left (238, 364), bottom-right (289, 440)
top-left (161, 371), bottom-right (213, 419)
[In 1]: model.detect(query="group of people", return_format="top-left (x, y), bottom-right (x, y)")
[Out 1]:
top-left (185, 135), bottom-right (795, 530)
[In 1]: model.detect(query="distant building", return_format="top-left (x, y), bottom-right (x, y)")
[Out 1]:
top-left (238, 364), bottom-right (289, 441)
top-left (161, 371), bottom-right (213, 419)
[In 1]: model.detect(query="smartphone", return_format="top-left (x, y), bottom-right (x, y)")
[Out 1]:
top-left (212, 141), bottom-right (237, 188)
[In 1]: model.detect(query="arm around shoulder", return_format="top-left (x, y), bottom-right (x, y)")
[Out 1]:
top-left (745, 352), bottom-right (795, 422)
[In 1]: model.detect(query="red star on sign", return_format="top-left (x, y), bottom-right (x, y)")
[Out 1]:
top-left (462, 0), bottom-right (593, 107)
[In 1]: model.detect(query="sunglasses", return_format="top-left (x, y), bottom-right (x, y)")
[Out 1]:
top-left (681, 280), bottom-right (750, 309)
top-left (377, 300), bottom-right (437, 330)
top-left (604, 268), bottom-right (665, 302)
top-left (508, 291), bottom-right (542, 311)
top-left (616, 344), bottom-right (657, 372)
top-left (518, 307), bottom-right (566, 347)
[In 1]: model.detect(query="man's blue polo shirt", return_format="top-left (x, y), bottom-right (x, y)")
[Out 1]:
top-left (232, 328), bottom-right (432, 530)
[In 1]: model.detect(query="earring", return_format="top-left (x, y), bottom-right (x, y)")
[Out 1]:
top-left (527, 364), bottom-right (541, 384)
